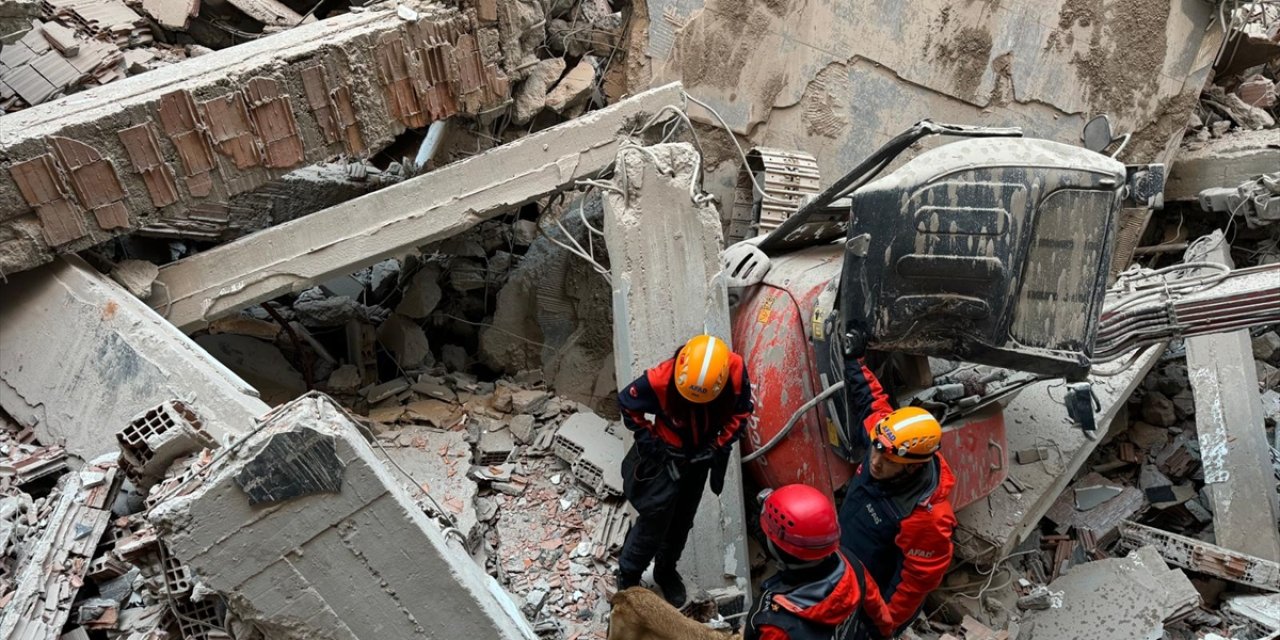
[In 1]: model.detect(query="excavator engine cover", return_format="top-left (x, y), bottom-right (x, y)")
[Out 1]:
top-left (840, 138), bottom-right (1128, 379)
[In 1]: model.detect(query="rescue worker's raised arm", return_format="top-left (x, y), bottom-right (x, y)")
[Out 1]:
top-left (881, 506), bottom-right (957, 636)
top-left (843, 357), bottom-right (895, 437)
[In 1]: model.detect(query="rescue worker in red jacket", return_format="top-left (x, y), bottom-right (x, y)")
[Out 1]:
top-left (747, 484), bottom-right (893, 640)
top-left (838, 361), bottom-right (956, 638)
top-left (615, 334), bottom-right (753, 607)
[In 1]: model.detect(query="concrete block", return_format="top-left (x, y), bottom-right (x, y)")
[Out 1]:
top-left (602, 140), bottom-right (747, 599)
top-left (151, 83), bottom-right (685, 332)
top-left (0, 256), bottom-right (266, 461)
top-left (148, 393), bottom-right (535, 640)
top-left (0, 5), bottom-right (512, 276)
top-left (1184, 233), bottom-right (1280, 562)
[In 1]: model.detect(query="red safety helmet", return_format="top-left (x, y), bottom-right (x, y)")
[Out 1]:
top-left (760, 484), bottom-right (841, 561)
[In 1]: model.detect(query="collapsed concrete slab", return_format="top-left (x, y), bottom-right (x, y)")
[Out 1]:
top-left (0, 256), bottom-right (267, 460)
top-left (955, 344), bottom-right (1164, 565)
top-left (147, 393), bottom-right (536, 640)
top-left (602, 141), bottom-right (749, 603)
top-left (1020, 545), bottom-right (1198, 640)
top-left (1165, 130), bottom-right (1280, 201)
top-left (0, 3), bottom-right (511, 276)
top-left (151, 83), bottom-right (685, 332)
top-left (1183, 232), bottom-right (1280, 562)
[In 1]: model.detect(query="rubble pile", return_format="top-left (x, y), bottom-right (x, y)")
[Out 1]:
top-left (357, 369), bottom-right (631, 638)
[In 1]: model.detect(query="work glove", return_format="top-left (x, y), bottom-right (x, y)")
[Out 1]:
top-left (709, 447), bottom-right (733, 495)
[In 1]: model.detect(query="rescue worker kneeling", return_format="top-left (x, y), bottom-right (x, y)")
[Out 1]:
top-left (615, 335), bottom-right (753, 608)
top-left (747, 484), bottom-right (892, 640)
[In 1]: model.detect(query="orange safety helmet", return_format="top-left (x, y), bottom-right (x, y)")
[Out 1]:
top-left (674, 335), bottom-right (731, 403)
top-left (871, 406), bottom-right (943, 464)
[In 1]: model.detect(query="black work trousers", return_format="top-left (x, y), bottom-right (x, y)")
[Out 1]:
top-left (617, 444), bottom-right (711, 578)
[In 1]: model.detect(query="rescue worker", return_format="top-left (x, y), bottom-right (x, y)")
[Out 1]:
top-left (615, 334), bottom-right (753, 607)
top-left (748, 484), bottom-right (893, 640)
top-left (838, 361), bottom-right (956, 638)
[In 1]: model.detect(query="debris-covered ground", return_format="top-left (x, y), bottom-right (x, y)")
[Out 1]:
top-left (1, 0), bottom-right (1279, 638)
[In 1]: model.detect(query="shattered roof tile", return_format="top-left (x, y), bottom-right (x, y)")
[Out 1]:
top-left (30, 50), bottom-right (83, 91)
top-left (2, 64), bottom-right (59, 105)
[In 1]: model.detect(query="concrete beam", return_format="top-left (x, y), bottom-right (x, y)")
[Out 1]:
top-left (0, 3), bottom-right (511, 276)
top-left (602, 142), bottom-right (749, 602)
top-left (1165, 130), bottom-right (1280, 201)
top-left (148, 393), bottom-right (536, 640)
top-left (955, 344), bottom-right (1164, 565)
top-left (1184, 231), bottom-right (1280, 562)
top-left (0, 256), bottom-right (266, 461)
top-left (151, 83), bottom-right (685, 332)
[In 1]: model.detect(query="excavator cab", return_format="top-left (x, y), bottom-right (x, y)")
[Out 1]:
top-left (726, 119), bottom-right (1167, 500)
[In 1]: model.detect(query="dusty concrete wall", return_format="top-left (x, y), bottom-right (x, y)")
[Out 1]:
top-left (637, 0), bottom-right (1222, 206)
top-left (148, 393), bottom-right (536, 640)
top-left (0, 2), bottom-right (510, 277)
top-left (0, 256), bottom-right (266, 460)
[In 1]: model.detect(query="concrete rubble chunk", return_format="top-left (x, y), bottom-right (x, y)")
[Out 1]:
top-left (513, 57), bottom-right (566, 125)
top-left (140, 0), bottom-right (198, 30)
top-left (148, 393), bottom-right (536, 639)
top-left (1222, 593), bottom-right (1280, 632)
top-left (377, 314), bottom-right (433, 369)
top-left (396, 265), bottom-right (443, 319)
top-left (1021, 545), bottom-right (1199, 640)
top-left (0, 4), bottom-right (511, 276)
top-left (1184, 232), bottom-right (1280, 562)
top-left (603, 140), bottom-right (748, 600)
top-left (151, 83), bottom-right (685, 332)
top-left (0, 256), bottom-right (265, 460)
top-left (545, 57), bottom-right (596, 114)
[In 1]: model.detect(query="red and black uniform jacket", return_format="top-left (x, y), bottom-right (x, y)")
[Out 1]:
top-left (618, 353), bottom-right (753, 459)
top-left (745, 550), bottom-right (893, 640)
top-left (840, 359), bottom-right (957, 638)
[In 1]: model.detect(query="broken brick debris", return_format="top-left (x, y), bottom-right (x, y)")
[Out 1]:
top-left (1119, 521), bottom-right (1280, 592)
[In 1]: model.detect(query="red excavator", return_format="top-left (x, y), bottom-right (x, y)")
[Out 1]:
top-left (722, 118), bottom-right (1280, 509)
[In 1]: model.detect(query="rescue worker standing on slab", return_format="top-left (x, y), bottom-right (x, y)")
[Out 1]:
top-left (748, 484), bottom-right (893, 640)
top-left (615, 334), bottom-right (753, 607)
top-left (838, 360), bottom-right (956, 638)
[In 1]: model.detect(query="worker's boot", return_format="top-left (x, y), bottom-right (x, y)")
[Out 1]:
top-left (615, 569), bottom-right (641, 591)
top-left (652, 565), bottom-right (687, 608)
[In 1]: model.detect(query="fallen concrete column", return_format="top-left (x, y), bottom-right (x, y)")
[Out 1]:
top-left (1165, 130), bottom-right (1280, 201)
top-left (151, 83), bottom-right (684, 332)
top-left (0, 3), bottom-right (511, 276)
top-left (147, 393), bottom-right (536, 640)
top-left (602, 142), bottom-right (749, 605)
top-left (954, 344), bottom-right (1164, 565)
top-left (1183, 231), bottom-right (1280, 562)
top-left (0, 256), bottom-right (267, 460)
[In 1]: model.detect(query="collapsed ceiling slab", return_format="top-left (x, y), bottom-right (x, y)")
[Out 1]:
top-left (0, 255), bottom-right (267, 461)
top-left (0, 2), bottom-right (510, 276)
top-left (149, 83), bottom-right (686, 333)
